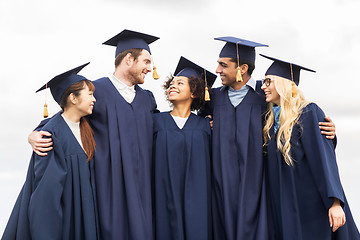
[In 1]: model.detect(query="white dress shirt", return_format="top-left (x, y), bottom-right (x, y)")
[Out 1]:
top-left (109, 74), bottom-right (136, 103)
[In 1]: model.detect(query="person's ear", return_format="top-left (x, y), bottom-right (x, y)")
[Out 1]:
top-left (69, 93), bottom-right (77, 105)
top-left (125, 53), bottom-right (134, 66)
top-left (240, 64), bottom-right (249, 75)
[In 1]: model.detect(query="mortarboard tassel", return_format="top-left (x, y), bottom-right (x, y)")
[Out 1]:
top-left (205, 86), bottom-right (210, 101)
top-left (236, 41), bottom-right (243, 82)
top-left (43, 103), bottom-right (49, 118)
top-left (236, 67), bottom-right (243, 82)
top-left (153, 66), bottom-right (160, 79)
top-left (291, 82), bottom-right (297, 98)
top-left (290, 63), bottom-right (297, 97)
top-left (152, 56), bottom-right (160, 79)
top-left (43, 83), bottom-right (49, 118)
top-left (204, 69), bottom-right (210, 101)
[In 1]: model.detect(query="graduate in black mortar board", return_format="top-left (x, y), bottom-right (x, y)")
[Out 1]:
top-left (152, 56), bottom-right (216, 240)
top-left (2, 63), bottom-right (99, 240)
top-left (260, 54), bottom-right (360, 240)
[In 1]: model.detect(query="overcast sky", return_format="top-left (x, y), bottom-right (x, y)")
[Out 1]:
top-left (1, 0), bottom-right (360, 234)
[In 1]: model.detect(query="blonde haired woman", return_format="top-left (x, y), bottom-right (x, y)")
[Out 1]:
top-left (260, 54), bottom-right (359, 240)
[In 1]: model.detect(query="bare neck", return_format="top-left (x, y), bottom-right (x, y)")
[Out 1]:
top-left (113, 67), bottom-right (134, 87)
top-left (62, 108), bottom-right (81, 123)
top-left (229, 74), bottom-right (251, 90)
top-left (170, 102), bottom-right (192, 118)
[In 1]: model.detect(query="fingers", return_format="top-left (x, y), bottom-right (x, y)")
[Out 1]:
top-left (319, 124), bottom-right (335, 133)
top-left (324, 116), bottom-right (332, 122)
top-left (37, 146), bottom-right (53, 152)
top-left (329, 212), bottom-right (333, 228)
top-left (39, 130), bottom-right (52, 137)
top-left (206, 115), bottom-right (213, 130)
top-left (319, 121), bottom-right (336, 139)
top-left (329, 213), bottom-right (346, 232)
top-left (33, 149), bottom-right (48, 156)
top-left (36, 138), bottom-right (53, 145)
top-left (332, 216), bottom-right (340, 232)
top-left (319, 122), bottom-right (334, 128)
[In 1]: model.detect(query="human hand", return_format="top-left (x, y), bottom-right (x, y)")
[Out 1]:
top-left (328, 199), bottom-right (346, 232)
top-left (28, 131), bottom-right (53, 156)
top-left (319, 116), bottom-right (336, 140)
top-left (206, 115), bottom-right (213, 130)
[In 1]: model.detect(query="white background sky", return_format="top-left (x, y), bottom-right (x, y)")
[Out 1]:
top-left (1, 0), bottom-right (360, 235)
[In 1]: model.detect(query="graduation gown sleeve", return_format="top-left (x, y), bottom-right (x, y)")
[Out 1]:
top-left (299, 103), bottom-right (344, 208)
top-left (2, 113), bottom-right (100, 240)
top-left (28, 135), bottom-right (67, 240)
top-left (265, 102), bottom-right (360, 240)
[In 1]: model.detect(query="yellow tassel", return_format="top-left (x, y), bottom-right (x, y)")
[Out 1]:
top-left (236, 67), bottom-right (243, 82)
top-left (205, 86), bottom-right (210, 101)
top-left (291, 82), bottom-right (297, 98)
top-left (153, 66), bottom-right (159, 80)
top-left (43, 103), bottom-right (49, 118)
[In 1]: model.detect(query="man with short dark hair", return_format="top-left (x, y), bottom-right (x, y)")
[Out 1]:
top-left (204, 37), bottom-right (270, 240)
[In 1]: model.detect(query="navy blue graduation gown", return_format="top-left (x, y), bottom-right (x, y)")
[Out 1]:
top-left (89, 78), bottom-right (157, 240)
top-left (152, 112), bottom-right (212, 240)
top-left (265, 103), bottom-right (360, 240)
top-left (206, 83), bottom-right (269, 240)
top-left (2, 112), bottom-right (99, 240)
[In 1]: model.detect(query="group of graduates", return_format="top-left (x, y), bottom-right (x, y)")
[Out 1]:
top-left (2, 29), bottom-right (360, 240)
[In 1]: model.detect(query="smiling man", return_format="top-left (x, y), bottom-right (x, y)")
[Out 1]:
top-left (88, 30), bottom-right (159, 240)
top-left (205, 36), bottom-right (270, 240)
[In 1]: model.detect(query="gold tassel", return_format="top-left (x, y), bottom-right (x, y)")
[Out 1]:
top-left (153, 66), bottom-right (159, 79)
top-left (205, 86), bottom-right (210, 101)
top-left (291, 82), bottom-right (297, 98)
top-left (235, 41), bottom-right (243, 82)
top-left (203, 69), bottom-right (210, 101)
top-left (43, 103), bottom-right (49, 118)
top-left (236, 67), bottom-right (243, 82)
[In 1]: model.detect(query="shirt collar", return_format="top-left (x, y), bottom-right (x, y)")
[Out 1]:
top-left (109, 74), bottom-right (135, 92)
top-left (246, 77), bottom-right (256, 91)
top-left (226, 76), bottom-right (256, 92)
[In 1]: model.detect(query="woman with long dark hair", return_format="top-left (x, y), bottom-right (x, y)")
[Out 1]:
top-left (2, 63), bottom-right (99, 240)
top-left (260, 55), bottom-right (359, 240)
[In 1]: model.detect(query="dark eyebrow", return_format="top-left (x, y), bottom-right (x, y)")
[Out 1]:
top-left (218, 60), bottom-right (227, 66)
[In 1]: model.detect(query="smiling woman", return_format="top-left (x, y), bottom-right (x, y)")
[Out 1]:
top-left (1, 63), bottom-right (99, 240)
top-left (152, 56), bottom-right (216, 240)
top-left (260, 54), bottom-right (360, 240)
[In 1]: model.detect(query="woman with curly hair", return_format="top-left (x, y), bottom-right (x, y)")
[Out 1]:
top-left (152, 56), bottom-right (216, 240)
top-left (260, 54), bottom-right (359, 240)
